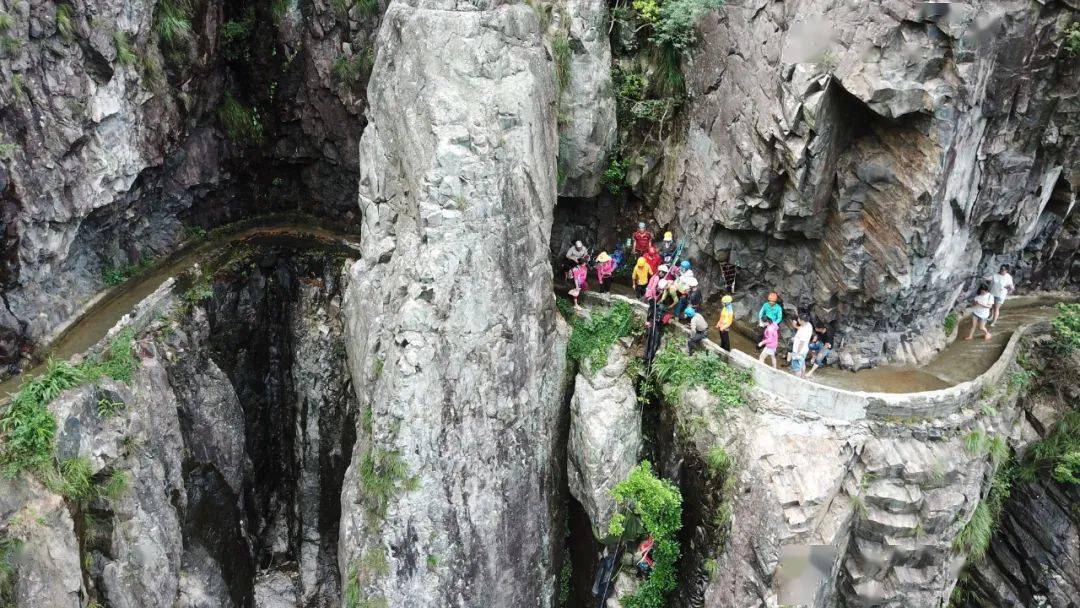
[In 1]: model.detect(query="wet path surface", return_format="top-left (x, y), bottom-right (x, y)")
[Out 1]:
top-left (1, 217), bottom-right (360, 399)
top-left (589, 280), bottom-right (1067, 394)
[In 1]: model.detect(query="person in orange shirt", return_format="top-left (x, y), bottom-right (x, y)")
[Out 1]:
top-left (715, 295), bottom-right (734, 350)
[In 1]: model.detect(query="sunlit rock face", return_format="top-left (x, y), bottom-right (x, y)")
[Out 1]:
top-left (338, 1), bottom-right (569, 606)
top-left (661, 0), bottom-right (1078, 368)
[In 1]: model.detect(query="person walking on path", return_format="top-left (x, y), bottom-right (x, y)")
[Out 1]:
top-left (594, 252), bottom-right (615, 293)
top-left (632, 222), bottom-right (653, 256)
top-left (806, 323), bottom-right (833, 377)
top-left (989, 264), bottom-right (1015, 326)
top-left (789, 317), bottom-right (813, 378)
top-left (565, 240), bottom-right (588, 277)
top-left (965, 284), bottom-right (994, 341)
top-left (715, 295), bottom-right (734, 351)
top-left (758, 319), bottom-right (780, 368)
top-left (687, 307), bottom-right (709, 354)
top-left (758, 292), bottom-right (783, 326)
top-left (632, 257), bottom-right (652, 298)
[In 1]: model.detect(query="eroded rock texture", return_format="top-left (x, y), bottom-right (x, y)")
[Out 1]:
top-left (567, 339), bottom-right (640, 531)
top-left (0, 0), bottom-right (372, 370)
top-left (338, 1), bottom-right (568, 605)
top-left (659, 0), bottom-right (1079, 367)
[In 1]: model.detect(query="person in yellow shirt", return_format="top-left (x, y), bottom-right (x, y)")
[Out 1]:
top-left (631, 257), bottom-right (652, 298)
top-left (715, 295), bottom-right (734, 350)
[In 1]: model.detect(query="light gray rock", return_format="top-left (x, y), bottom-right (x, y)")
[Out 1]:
top-left (657, 0), bottom-right (1078, 366)
top-left (568, 340), bottom-right (640, 532)
top-left (556, 0), bottom-right (617, 198)
top-left (339, 1), bottom-right (568, 605)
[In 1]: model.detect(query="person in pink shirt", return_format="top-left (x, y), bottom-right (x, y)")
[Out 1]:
top-left (758, 319), bottom-right (779, 368)
top-left (570, 260), bottom-right (589, 309)
top-left (594, 252), bottom-right (615, 293)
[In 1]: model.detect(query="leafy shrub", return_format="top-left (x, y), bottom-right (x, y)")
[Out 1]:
top-left (601, 155), bottom-right (629, 195)
top-left (55, 457), bottom-right (93, 500)
top-left (943, 312), bottom-right (957, 335)
top-left (113, 30), bottom-right (137, 66)
top-left (332, 50), bottom-right (373, 87)
top-left (217, 92), bottom-right (264, 144)
top-left (632, 0), bottom-right (661, 23)
top-left (615, 69), bottom-right (648, 102)
top-left (0, 536), bottom-right (21, 604)
top-left (611, 461), bottom-right (683, 608)
top-left (1051, 302), bottom-right (1080, 353)
top-left (100, 469), bottom-right (127, 500)
top-left (565, 301), bottom-right (637, 371)
top-left (648, 0), bottom-right (723, 55)
top-left (650, 342), bottom-right (752, 410)
top-left (220, 9), bottom-right (254, 62)
top-left (8, 73), bottom-right (25, 102)
top-left (1065, 22), bottom-right (1080, 55)
top-left (56, 4), bottom-right (75, 41)
top-left (356, 0), bottom-right (380, 17)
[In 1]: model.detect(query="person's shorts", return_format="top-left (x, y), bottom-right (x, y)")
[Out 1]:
top-left (973, 312), bottom-right (990, 322)
top-left (763, 347), bottom-right (776, 356)
top-left (791, 358), bottom-right (804, 372)
top-left (993, 295), bottom-right (1006, 305)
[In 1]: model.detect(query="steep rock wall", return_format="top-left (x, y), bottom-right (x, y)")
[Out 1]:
top-left (657, 0), bottom-right (1079, 367)
top-left (338, 1), bottom-right (568, 605)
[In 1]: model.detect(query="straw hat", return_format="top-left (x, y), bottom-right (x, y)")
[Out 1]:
top-left (595, 252), bottom-right (611, 263)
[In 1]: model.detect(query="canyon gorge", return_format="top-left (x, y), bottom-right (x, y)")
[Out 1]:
top-left (0, 0), bottom-right (1077, 607)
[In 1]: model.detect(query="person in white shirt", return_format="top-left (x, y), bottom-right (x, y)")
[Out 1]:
top-left (989, 264), bottom-right (1015, 326)
top-left (789, 317), bottom-right (814, 378)
top-left (965, 284), bottom-right (994, 341)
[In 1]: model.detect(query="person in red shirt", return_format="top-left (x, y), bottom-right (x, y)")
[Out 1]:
top-left (643, 246), bottom-right (662, 274)
top-left (632, 222), bottom-right (653, 256)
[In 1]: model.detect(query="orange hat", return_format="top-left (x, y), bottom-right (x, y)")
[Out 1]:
top-left (767, 292), bottom-right (778, 303)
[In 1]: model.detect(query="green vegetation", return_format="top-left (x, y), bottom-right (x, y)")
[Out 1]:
top-left (954, 461), bottom-right (1012, 560)
top-left (54, 457), bottom-right (93, 500)
top-left (0, 142), bottom-right (16, 159)
top-left (600, 154), bottom-right (629, 196)
top-left (271, 0), bottom-right (292, 23)
top-left (706, 444), bottom-right (730, 476)
top-left (426, 554), bottom-right (440, 569)
top-left (0, 329), bottom-right (137, 478)
top-left (8, 73), bottom-right (25, 102)
top-left (102, 254), bottom-right (154, 286)
top-left (113, 30), bottom-right (137, 66)
top-left (1, 35), bottom-right (17, 56)
top-left (56, 4), bottom-right (75, 41)
top-left (356, 0), bottom-right (380, 17)
top-left (156, 0), bottom-right (194, 47)
top-left (943, 312), bottom-right (957, 335)
top-left (1051, 302), bottom-right (1080, 353)
top-left (220, 8), bottom-right (255, 63)
top-left (101, 469), bottom-right (127, 500)
top-left (565, 301), bottom-right (637, 371)
top-left (963, 429), bottom-right (1009, 466)
top-left (552, 34), bottom-right (571, 95)
top-left (610, 461), bottom-right (683, 608)
top-left (182, 277), bottom-right (214, 305)
top-left (849, 493), bottom-right (868, 518)
top-left (1019, 410), bottom-right (1080, 485)
top-left (0, 536), bottom-right (21, 604)
top-left (0, 10), bottom-right (12, 32)
top-left (360, 546), bottom-right (389, 576)
top-left (1007, 367), bottom-right (1034, 394)
top-left (330, 0), bottom-right (354, 16)
top-left (184, 225), bottom-right (207, 241)
top-left (647, 0), bottom-right (724, 54)
top-left (1064, 21), bottom-right (1080, 55)
top-left (650, 342), bottom-right (753, 410)
top-left (217, 92), bottom-right (264, 144)
top-left (96, 395), bottom-right (126, 418)
top-left (359, 448), bottom-right (413, 521)
top-left (332, 49), bottom-right (374, 87)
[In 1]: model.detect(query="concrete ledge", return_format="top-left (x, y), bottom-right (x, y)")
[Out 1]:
top-left (581, 292), bottom-right (1056, 422)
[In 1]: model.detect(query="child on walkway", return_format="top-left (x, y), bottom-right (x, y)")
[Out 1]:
top-left (789, 317), bottom-right (813, 378)
top-left (632, 257), bottom-right (652, 298)
top-left (965, 284), bottom-right (994, 340)
top-left (570, 259), bottom-right (589, 309)
top-left (758, 319), bottom-right (779, 368)
top-left (758, 292), bottom-right (783, 327)
top-left (715, 295), bottom-right (734, 350)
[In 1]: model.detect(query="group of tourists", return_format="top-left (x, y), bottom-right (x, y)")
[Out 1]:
top-left (563, 223), bottom-right (1020, 380)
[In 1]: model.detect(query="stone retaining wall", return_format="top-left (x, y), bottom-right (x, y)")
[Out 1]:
top-left (582, 292), bottom-right (1050, 422)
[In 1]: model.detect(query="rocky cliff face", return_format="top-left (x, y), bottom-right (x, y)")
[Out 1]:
top-left (0, 249), bottom-right (355, 608)
top-left (0, 0), bottom-right (371, 372)
top-left (654, 0), bottom-right (1079, 367)
top-left (337, 1), bottom-right (569, 605)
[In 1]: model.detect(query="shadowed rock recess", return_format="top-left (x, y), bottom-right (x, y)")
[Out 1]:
top-left (1, 0), bottom-right (1078, 608)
